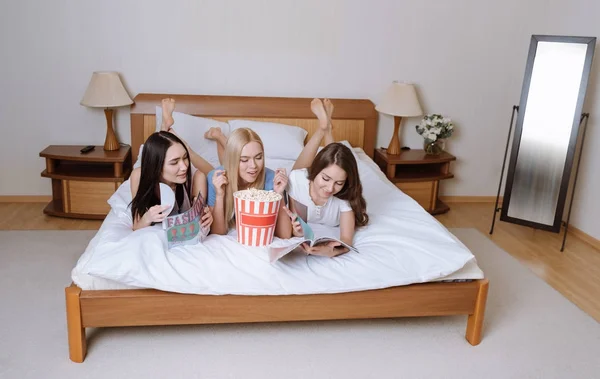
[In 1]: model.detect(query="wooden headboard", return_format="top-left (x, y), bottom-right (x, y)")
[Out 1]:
top-left (130, 93), bottom-right (378, 159)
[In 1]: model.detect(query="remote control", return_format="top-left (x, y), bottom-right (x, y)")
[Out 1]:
top-left (80, 145), bottom-right (95, 154)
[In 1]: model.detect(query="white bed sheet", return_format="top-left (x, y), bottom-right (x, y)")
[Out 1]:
top-left (72, 149), bottom-right (483, 295)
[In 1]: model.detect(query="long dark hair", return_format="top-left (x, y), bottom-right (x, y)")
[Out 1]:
top-left (130, 131), bottom-right (192, 222)
top-left (307, 143), bottom-right (369, 227)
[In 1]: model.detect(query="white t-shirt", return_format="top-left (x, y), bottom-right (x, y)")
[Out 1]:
top-left (287, 169), bottom-right (352, 227)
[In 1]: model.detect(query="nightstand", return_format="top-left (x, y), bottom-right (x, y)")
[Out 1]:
top-left (374, 148), bottom-right (456, 215)
top-left (39, 145), bottom-right (132, 219)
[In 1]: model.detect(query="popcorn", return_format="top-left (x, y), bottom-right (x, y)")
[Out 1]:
top-left (233, 189), bottom-right (282, 246)
top-left (233, 188), bottom-right (282, 202)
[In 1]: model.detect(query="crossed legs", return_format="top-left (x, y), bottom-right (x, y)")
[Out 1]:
top-left (292, 98), bottom-right (335, 171)
top-left (159, 98), bottom-right (218, 175)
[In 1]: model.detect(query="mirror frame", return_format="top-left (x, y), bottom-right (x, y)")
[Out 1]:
top-left (500, 35), bottom-right (596, 232)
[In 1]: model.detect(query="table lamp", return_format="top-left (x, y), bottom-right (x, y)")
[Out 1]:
top-left (376, 81), bottom-right (423, 155)
top-left (80, 72), bottom-right (133, 151)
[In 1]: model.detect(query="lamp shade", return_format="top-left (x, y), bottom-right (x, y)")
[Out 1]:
top-left (80, 71), bottom-right (133, 108)
top-left (375, 81), bottom-right (423, 117)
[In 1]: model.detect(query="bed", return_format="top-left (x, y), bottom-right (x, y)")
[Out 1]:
top-left (65, 93), bottom-right (489, 363)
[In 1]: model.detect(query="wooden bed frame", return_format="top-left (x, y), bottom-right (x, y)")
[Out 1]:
top-left (65, 93), bottom-right (489, 363)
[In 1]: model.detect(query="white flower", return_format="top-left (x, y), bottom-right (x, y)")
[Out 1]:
top-left (417, 114), bottom-right (455, 141)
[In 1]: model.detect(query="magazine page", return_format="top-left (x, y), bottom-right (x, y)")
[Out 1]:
top-left (308, 224), bottom-right (358, 253)
top-left (161, 185), bottom-right (206, 249)
top-left (268, 240), bottom-right (310, 263)
top-left (268, 223), bottom-right (358, 262)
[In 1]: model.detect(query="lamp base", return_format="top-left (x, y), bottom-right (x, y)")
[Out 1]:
top-left (103, 108), bottom-right (120, 151)
top-left (386, 116), bottom-right (403, 155)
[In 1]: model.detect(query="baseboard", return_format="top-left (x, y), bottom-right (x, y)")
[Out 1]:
top-left (0, 196), bottom-right (52, 203)
top-left (568, 226), bottom-right (600, 251)
top-left (440, 196), bottom-right (502, 203)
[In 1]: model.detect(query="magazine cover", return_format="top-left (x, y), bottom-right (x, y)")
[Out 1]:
top-left (160, 183), bottom-right (206, 249)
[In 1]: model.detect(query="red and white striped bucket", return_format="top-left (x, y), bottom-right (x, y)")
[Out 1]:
top-left (233, 190), bottom-right (282, 247)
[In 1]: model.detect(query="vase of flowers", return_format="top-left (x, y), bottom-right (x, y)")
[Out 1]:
top-left (415, 114), bottom-right (454, 156)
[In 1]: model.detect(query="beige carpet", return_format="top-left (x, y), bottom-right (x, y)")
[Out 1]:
top-left (0, 228), bottom-right (599, 379)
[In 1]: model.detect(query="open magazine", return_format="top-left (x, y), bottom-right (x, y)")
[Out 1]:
top-left (268, 195), bottom-right (358, 263)
top-left (159, 183), bottom-right (207, 249)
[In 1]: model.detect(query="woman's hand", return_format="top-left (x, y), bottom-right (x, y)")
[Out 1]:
top-left (141, 204), bottom-right (171, 226)
top-left (283, 206), bottom-right (304, 237)
top-left (201, 206), bottom-right (213, 230)
top-left (273, 168), bottom-right (288, 194)
top-left (212, 170), bottom-right (228, 196)
top-left (301, 241), bottom-right (349, 258)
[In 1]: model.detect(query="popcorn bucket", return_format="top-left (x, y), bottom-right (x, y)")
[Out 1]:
top-left (233, 189), bottom-right (282, 247)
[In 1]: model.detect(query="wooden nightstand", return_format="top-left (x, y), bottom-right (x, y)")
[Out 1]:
top-left (374, 148), bottom-right (456, 215)
top-left (39, 145), bottom-right (132, 219)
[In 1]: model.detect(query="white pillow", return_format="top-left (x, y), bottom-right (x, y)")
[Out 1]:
top-left (228, 119), bottom-right (308, 161)
top-left (265, 157), bottom-right (295, 175)
top-left (155, 106), bottom-right (230, 168)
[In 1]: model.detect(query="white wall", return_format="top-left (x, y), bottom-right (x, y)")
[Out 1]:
top-left (1, 0), bottom-right (599, 240)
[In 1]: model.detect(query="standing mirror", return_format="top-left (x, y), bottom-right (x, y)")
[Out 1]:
top-left (500, 35), bottom-right (596, 232)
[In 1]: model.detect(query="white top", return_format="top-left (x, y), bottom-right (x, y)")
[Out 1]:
top-left (287, 168), bottom-right (352, 227)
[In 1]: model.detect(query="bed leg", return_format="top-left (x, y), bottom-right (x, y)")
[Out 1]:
top-left (65, 284), bottom-right (87, 363)
top-left (466, 279), bottom-right (489, 346)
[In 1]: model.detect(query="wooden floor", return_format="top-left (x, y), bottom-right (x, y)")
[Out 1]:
top-left (1, 202), bottom-right (599, 322)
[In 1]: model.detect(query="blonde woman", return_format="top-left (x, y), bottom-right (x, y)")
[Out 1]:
top-left (159, 99), bottom-right (289, 235)
top-left (208, 128), bottom-right (289, 235)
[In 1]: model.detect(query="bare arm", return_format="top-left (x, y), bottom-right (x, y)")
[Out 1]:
top-left (339, 211), bottom-right (356, 247)
top-left (209, 198), bottom-right (227, 235)
top-left (130, 167), bottom-right (141, 198)
top-left (272, 168), bottom-right (292, 239)
top-left (275, 205), bottom-right (292, 239)
top-left (192, 170), bottom-right (208, 200)
top-left (209, 170), bottom-right (229, 235)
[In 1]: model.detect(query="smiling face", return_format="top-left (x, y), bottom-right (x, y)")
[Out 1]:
top-left (161, 143), bottom-right (189, 186)
top-left (238, 141), bottom-right (264, 185)
top-left (312, 163), bottom-right (347, 200)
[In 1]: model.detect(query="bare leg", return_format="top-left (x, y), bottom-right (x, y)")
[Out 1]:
top-left (205, 127), bottom-right (228, 165)
top-left (158, 99), bottom-right (214, 174)
top-left (160, 98), bottom-right (175, 131)
top-left (323, 98), bottom-right (335, 146)
top-left (189, 150), bottom-right (215, 175)
top-left (292, 99), bottom-right (330, 170)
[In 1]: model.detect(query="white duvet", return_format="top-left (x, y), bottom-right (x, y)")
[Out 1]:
top-left (72, 149), bottom-right (482, 295)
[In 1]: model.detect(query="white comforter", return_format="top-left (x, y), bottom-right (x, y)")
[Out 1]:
top-left (72, 149), bottom-right (481, 295)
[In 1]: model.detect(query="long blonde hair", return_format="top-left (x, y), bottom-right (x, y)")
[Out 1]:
top-left (223, 128), bottom-right (266, 228)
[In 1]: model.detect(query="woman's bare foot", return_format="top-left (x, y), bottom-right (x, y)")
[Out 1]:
top-left (204, 126), bottom-right (224, 141)
top-left (323, 98), bottom-right (334, 129)
top-left (311, 98), bottom-right (328, 131)
top-left (161, 98), bottom-right (176, 131)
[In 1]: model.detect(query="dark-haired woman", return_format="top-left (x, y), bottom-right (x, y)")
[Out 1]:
top-left (283, 99), bottom-right (369, 257)
top-left (129, 131), bottom-right (213, 232)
